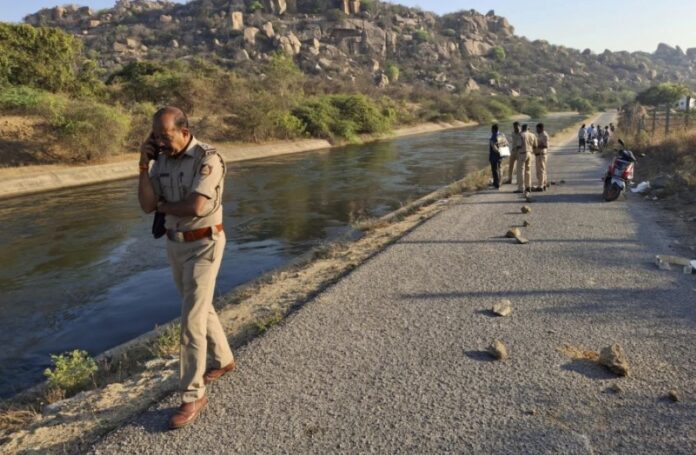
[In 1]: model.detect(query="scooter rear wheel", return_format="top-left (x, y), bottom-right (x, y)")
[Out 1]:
top-left (603, 179), bottom-right (621, 202)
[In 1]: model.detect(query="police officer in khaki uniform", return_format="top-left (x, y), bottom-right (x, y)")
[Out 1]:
top-left (515, 124), bottom-right (537, 194)
top-left (534, 123), bottom-right (549, 191)
top-left (138, 107), bottom-right (235, 430)
top-left (505, 121), bottom-right (522, 184)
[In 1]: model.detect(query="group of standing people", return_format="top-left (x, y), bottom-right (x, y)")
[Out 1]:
top-left (578, 122), bottom-right (614, 152)
top-left (489, 122), bottom-right (549, 193)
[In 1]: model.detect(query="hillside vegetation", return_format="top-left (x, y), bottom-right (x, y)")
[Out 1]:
top-left (2, 0), bottom-right (696, 164)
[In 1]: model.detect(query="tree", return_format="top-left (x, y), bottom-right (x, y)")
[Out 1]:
top-left (0, 23), bottom-right (83, 92)
top-left (636, 83), bottom-right (689, 107)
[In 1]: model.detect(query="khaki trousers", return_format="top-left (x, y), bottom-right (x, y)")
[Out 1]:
top-left (535, 153), bottom-right (548, 188)
top-left (507, 149), bottom-right (519, 182)
top-left (517, 152), bottom-right (532, 191)
top-left (167, 231), bottom-right (234, 403)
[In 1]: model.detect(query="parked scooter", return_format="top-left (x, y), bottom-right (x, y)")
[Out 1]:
top-left (603, 139), bottom-right (636, 202)
top-left (589, 136), bottom-right (600, 153)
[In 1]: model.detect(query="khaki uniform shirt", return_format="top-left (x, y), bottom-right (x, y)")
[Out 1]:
top-left (535, 131), bottom-right (549, 155)
top-left (521, 131), bottom-right (537, 154)
top-left (512, 131), bottom-right (523, 153)
top-left (149, 137), bottom-right (225, 231)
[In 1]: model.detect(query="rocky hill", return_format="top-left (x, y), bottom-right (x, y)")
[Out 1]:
top-left (23, 0), bottom-right (696, 101)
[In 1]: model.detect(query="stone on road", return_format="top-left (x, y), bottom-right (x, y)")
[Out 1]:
top-left (92, 113), bottom-right (696, 454)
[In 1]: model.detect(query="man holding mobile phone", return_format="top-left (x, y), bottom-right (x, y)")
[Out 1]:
top-left (138, 106), bottom-right (235, 430)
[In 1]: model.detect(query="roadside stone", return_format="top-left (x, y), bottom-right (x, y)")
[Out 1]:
top-left (668, 390), bottom-right (680, 402)
top-left (598, 344), bottom-right (630, 377)
top-left (488, 339), bottom-right (508, 360)
top-left (521, 206), bottom-right (532, 214)
top-left (523, 220), bottom-right (530, 227)
top-left (506, 228), bottom-right (521, 238)
top-left (491, 299), bottom-right (512, 317)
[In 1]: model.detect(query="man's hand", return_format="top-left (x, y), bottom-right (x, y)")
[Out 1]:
top-left (140, 133), bottom-right (158, 166)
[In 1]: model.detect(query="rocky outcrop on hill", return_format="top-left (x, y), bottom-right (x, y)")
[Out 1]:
top-left (21, 0), bottom-right (696, 97)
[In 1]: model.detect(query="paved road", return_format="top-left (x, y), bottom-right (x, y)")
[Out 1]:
top-left (92, 113), bottom-right (696, 454)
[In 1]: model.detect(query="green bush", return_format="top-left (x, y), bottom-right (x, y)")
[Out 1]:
top-left (486, 98), bottom-right (515, 120)
top-left (53, 99), bottom-right (131, 161)
top-left (247, 0), bottom-right (264, 13)
top-left (386, 64), bottom-right (400, 82)
top-left (0, 86), bottom-right (48, 112)
top-left (44, 350), bottom-right (98, 394)
top-left (292, 94), bottom-right (394, 141)
top-left (488, 47), bottom-right (506, 62)
top-left (126, 101), bottom-right (157, 149)
top-left (465, 103), bottom-right (494, 123)
top-left (413, 30), bottom-right (429, 43)
top-left (568, 97), bottom-right (595, 114)
top-left (521, 100), bottom-right (548, 118)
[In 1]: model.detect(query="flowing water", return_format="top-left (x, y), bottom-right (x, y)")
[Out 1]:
top-left (0, 114), bottom-right (583, 397)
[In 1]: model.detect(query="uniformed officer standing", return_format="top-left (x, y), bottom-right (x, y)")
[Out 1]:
top-left (534, 123), bottom-right (549, 191)
top-left (515, 124), bottom-right (537, 194)
top-left (138, 106), bottom-right (235, 430)
top-left (506, 122), bottom-right (522, 185)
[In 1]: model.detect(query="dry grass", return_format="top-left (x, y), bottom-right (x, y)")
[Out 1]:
top-left (0, 408), bottom-right (39, 434)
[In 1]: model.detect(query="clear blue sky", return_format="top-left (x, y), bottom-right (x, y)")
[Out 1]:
top-left (3, 0), bottom-right (696, 53)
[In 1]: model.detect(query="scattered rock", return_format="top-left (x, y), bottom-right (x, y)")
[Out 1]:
top-left (492, 299), bottom-right (512, 317)
top-left (506, 228), bottom-right (521, 238)
top-left (488, 339), bottom-right (508, 360)
top-left (668, 390), bottom-right (680, 402)
top-left (262, 21), bottom-right (275, 38)
top-left (523, 220), bottom-right (530, 227)
top-left (559, 180), bottom-right (566, 184)
top-left (598, 344), bottom-right (630, 377)
top-left (521, 206), bottom-right (532, 214)
top-left (525, 194), bottom-right (534, 203)
top-left (244, 27), bottom-right (259, 46)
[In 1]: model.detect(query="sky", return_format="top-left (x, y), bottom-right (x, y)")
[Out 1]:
top-left (2, 0), bottom-right (696, 54)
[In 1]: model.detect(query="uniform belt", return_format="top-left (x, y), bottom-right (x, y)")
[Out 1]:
top-left (167, 224), bottom-right (223, 243)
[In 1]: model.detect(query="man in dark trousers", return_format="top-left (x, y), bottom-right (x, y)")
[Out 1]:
top-left (489, 124), bottom-right (508, 189)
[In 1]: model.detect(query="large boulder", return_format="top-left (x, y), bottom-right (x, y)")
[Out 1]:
top-left (231, 12), bottom-right (244, 31)
top-left (264, 0), bottom-right (287, 15)
top-left (244, 27), bottom-right (259, 46)
top-left (262, 22), bottom-right (275, 38)
top-left (461, 39), bottom-right (492, 57)
top-left (464, 78), bottom-right (480, 93)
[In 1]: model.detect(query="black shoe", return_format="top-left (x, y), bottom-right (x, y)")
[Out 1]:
top-left (513, 190), bottom-right (524, 194)
top-left (532, 187), bottom-right (542, 192)
top-left (525, 188), bottom-right (532, 193)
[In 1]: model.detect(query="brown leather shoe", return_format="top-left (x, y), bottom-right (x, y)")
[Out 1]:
top-left (203, 359), bottom-right (236, 384)
top-left (169, 395), bottom-right (208, 430)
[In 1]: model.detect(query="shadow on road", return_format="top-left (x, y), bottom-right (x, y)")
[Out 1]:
top-left (561, 359), bottom-right (617, 380)
top-left (464, 350), bottom-right (496, 362)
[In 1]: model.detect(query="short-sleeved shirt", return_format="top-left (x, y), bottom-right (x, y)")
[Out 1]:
top-left (149, 137), bottom-right (225, 231)
top-left (521, 131), bottom-right (537, 154)
top-left (578, 128), bottom-right (587, 139)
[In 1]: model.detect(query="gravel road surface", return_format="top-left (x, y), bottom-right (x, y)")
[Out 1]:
top-left (92, 113), bottom-right (696, 454)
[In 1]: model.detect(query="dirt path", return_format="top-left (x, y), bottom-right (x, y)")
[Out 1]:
top-left (91, 112), bottom-right (695, 454)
